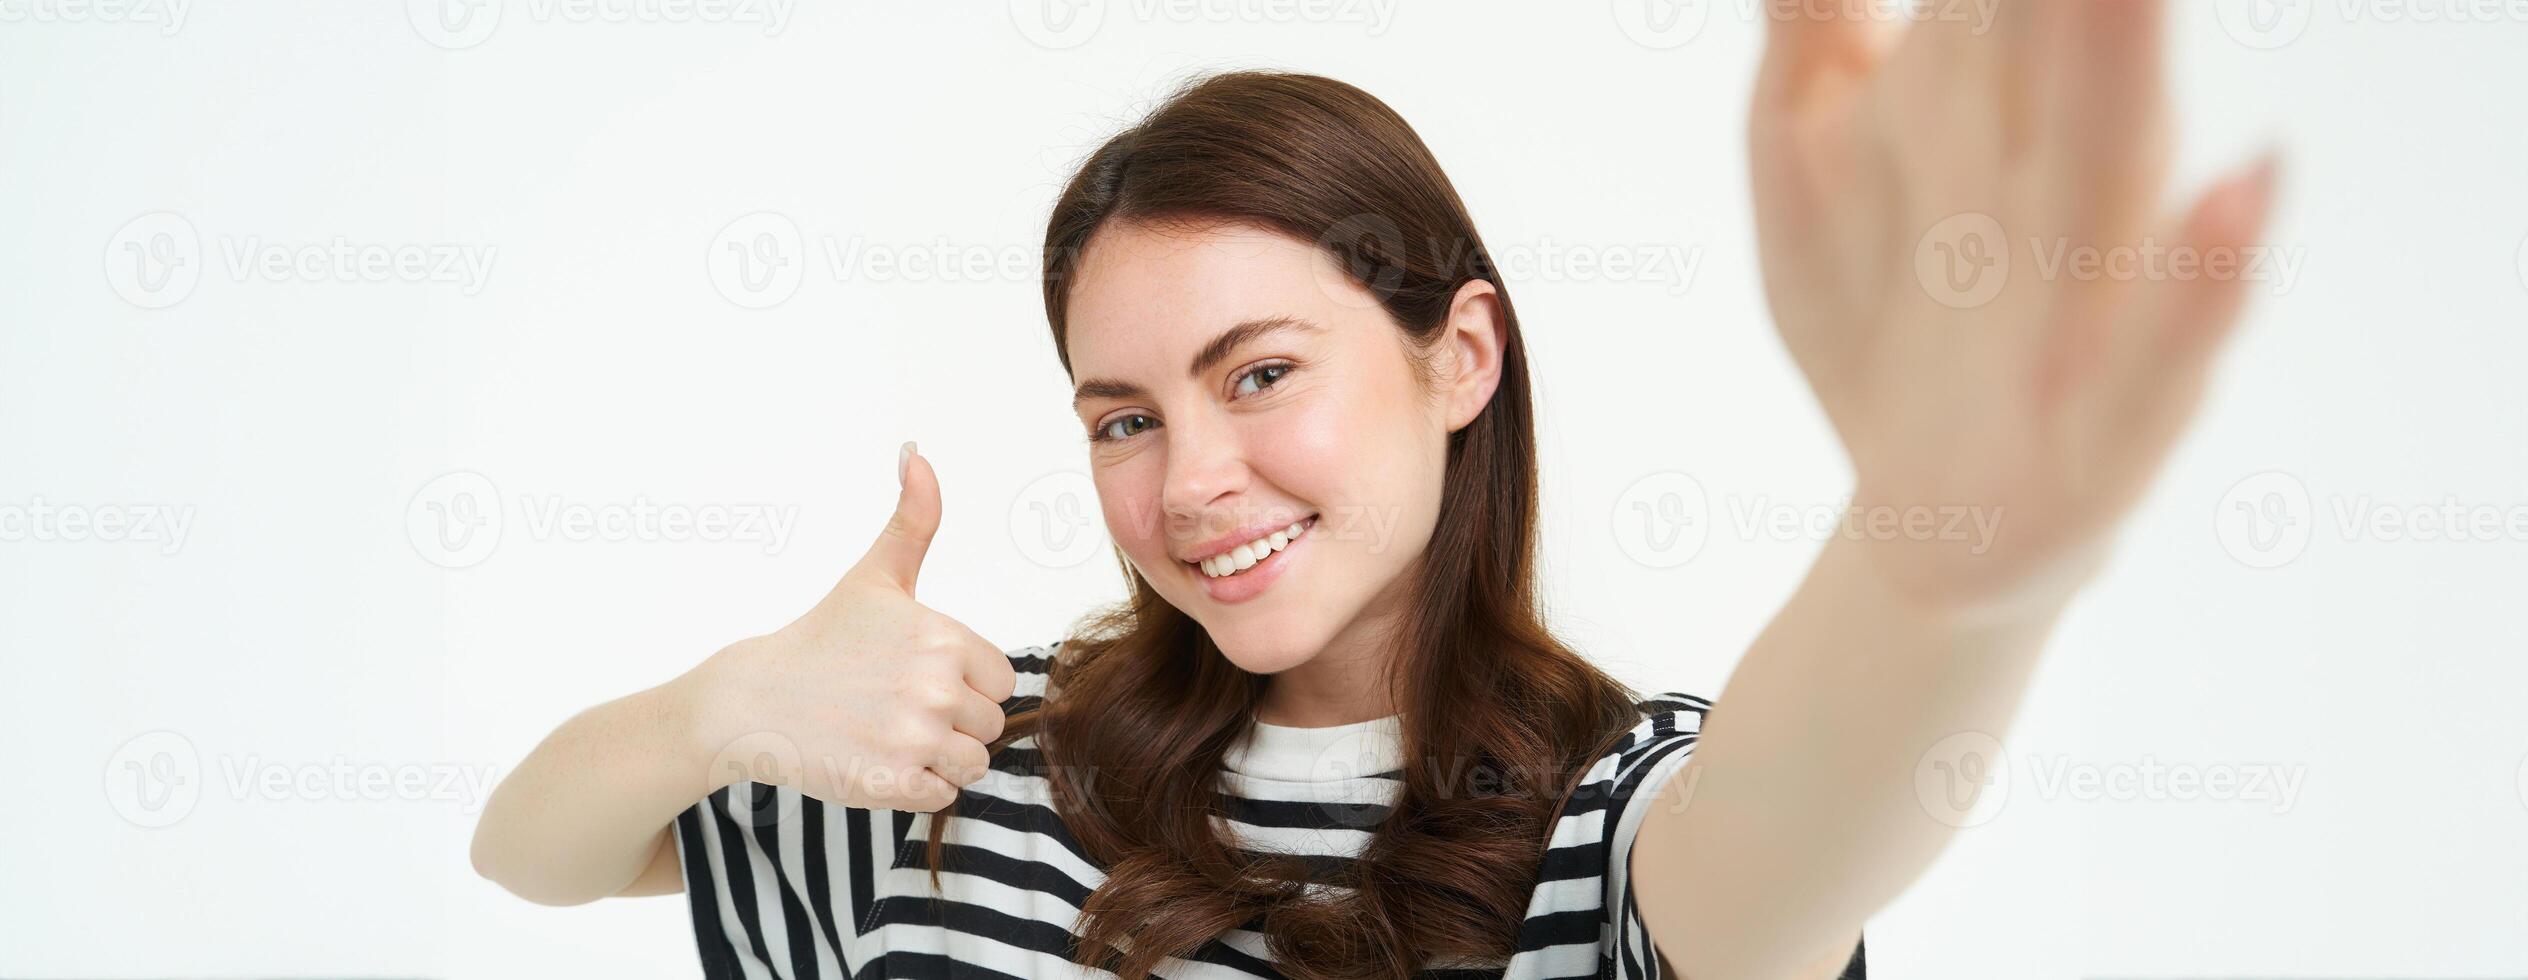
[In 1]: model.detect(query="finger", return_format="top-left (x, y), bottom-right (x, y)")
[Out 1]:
top-left (2099, 154), bottom-right (2281, 459)
top-left (1880, 0), bottom-right (2007, 194)
top-left (2034, 0), bottom-right (2172, 253)
top-left (948, 686), bottom-right (1007, 746)
top-left (928, 733), bottom-right (993, 789)
top-left (1996, 0), bottom-right (2073, 164)
top-left (897, 766), bottom-right (961, 813)
top-left (954, 627), bottom-right (1021, 707)
top-left (852, 441), bottom-right (941, 596)
top-left (1885, 0), bottom-right (1999, 78)
top-left (1756, 0), bottom-right (1899, 111)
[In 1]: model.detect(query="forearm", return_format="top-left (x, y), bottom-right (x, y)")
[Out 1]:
top-left (1632, 533), bottom-right (2074, 979)
top-left (471, 671), bottom-right (727, 906)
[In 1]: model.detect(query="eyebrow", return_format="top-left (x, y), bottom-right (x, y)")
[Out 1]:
top-left (1071, 315), bottom-right (1320, 407)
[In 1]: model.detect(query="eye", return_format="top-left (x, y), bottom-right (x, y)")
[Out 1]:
top-left (1231, 362), bottom-right (1293, 399)
top-left (1092, 413), bottom-right (1158, 443)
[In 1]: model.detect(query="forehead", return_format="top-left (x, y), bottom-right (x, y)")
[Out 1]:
top-left (1063, 219), bottom-right (1369, 374)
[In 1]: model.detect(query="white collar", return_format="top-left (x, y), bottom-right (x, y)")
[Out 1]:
top-left (1221, 713), bottom-right (1404, 783)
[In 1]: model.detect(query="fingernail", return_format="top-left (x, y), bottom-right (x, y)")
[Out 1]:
top-left (898, 440), bottom-right (916, 487)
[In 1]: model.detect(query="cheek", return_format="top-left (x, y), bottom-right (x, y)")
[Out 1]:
top-left (1250, 383), bottom-right (1438, 533)
top-left (1094, 464), bottom-right (1166, 561)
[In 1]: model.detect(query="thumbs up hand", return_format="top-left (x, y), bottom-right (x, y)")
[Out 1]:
top-left (683, 442), bottom-right (1021, 813)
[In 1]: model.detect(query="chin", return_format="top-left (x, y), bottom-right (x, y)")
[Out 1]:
top-left (1200, 619), bottom-right (1325, 676)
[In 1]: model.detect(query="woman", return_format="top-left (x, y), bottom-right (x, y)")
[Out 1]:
top-left (471, 4), bottom-right (2279, 977)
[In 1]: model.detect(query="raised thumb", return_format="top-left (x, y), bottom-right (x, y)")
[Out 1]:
top-left (857, 441), bottom-right (941, 595)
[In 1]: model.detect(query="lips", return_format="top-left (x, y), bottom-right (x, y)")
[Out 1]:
top-left (1179, 511), bottom-right (1317, 566)
top-left (1188, 515), bottom-right (1314, 578)
top-left (1190, 514), bottom-right (1314, 604)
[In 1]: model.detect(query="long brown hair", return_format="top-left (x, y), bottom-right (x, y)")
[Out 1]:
top-left (926, 70), bottom-right (1645, 979)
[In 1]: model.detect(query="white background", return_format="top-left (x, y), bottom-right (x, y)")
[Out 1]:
top-left (5, 1), bottom-right (2525, 977)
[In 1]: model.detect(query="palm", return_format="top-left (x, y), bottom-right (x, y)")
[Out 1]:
top-left (1747, 0), bottom-right (2278, 607)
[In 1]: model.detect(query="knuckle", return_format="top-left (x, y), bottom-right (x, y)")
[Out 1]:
top-left (882, 716), bottom-right (937, 755)
top-left (925, 631), bottom-right (965, 661)
top-left (904, 771), bottom-right (953, 811)
top-left (942, 740), bottom-right (991, 785)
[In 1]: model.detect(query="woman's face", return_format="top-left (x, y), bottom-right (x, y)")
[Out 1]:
top-left (1063, 219), bottom-right (1500, 677)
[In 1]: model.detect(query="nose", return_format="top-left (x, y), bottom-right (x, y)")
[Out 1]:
top-left (1160, 409), bottom-right (1249, 539)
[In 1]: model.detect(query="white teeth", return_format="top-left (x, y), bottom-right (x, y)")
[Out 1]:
top-left (1195, 517), bottom-right (1312, 579)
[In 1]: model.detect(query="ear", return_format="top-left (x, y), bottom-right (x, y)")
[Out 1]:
top-left (1439, 279), bottom-right (1507, 434)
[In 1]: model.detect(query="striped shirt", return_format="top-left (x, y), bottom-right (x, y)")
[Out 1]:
top-left (673, 641), bottom-right (1865, 979)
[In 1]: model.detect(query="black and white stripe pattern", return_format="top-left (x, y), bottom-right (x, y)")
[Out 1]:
top-left (673, 642), bottom-right (1865, 979)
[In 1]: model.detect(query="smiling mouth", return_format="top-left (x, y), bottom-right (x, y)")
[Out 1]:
top-left (1187, 515), bottom-right (1316, 579)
